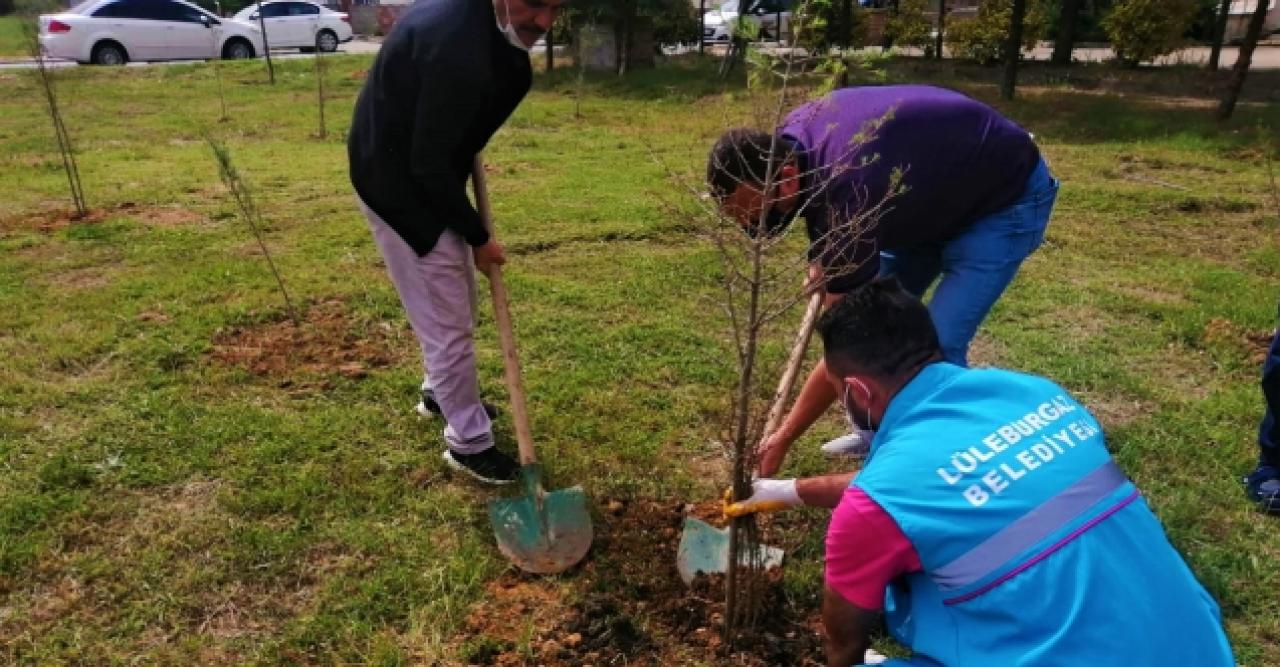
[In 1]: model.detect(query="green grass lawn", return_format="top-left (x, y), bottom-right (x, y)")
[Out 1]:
top-left (1, 55), bottom-right (1278, 664)
top-left (0, 15), bottom-right (31, 57)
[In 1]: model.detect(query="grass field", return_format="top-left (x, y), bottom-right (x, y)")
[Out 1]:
top-left (0, 15), bottom-right (31, 57)
top-left (1, 54), bottom-right (1278, 664)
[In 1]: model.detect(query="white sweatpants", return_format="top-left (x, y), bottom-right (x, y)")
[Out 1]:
top-left (360, 199), bottom-right (493, 454)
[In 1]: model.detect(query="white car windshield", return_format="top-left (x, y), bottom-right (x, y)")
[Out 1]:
top-left (719, 0), bottom-right (738, 13)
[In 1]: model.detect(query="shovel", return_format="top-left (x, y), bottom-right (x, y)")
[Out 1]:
top-left (472, 155), bottom-right (593, 575)
top-left (676, 290), bottom-right (824, 584)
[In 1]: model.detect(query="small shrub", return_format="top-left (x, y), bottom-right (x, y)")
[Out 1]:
top-left (947, 0), bottom-right (1049, 66)
top-left (885, 0), bottom-right (934, 52)
top-left (792, 0), bottom-right (868, 50)
top-left (1102, 0), bottom-right (1199, 67)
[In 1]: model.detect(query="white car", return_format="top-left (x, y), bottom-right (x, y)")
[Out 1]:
top-left (232, 1), bottom-right (351, 53)
top-left (39, 0), bottom-right (263, 65)
top-left (703, 0), bottom-right (793, 43)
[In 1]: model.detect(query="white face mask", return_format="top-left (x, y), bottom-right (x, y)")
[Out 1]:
top-left (494, 0), bottom-right (532, 51)
top-left (842, 381), bottom-right (876, 443)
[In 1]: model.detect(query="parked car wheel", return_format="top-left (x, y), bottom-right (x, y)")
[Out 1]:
top-left (90, 40), bottom-right (127, 66)
top-left (315, 28), bottom-right (338, 52)
top-left (223, 38), bottom-right (255, 59)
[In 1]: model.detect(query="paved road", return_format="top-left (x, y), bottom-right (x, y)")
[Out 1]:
top-left (0, 36), bottom-right (381, 70)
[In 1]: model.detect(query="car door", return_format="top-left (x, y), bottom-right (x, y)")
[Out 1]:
top-left (288, 2), bottom-right (321, 46)
top-left (253, 2), bottom-right (293, 48)
top-left (87, 0), bottom-right (146, 59)
top-left (161, 0), bottom-right (216, 59)
top-left (103, 0), bottom-right (185, 58)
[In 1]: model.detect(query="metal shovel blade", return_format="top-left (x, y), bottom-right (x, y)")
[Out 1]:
top-left (676, 517), bottom-right (785, 584)
top-left (489, 464), bottom-right (593, 575)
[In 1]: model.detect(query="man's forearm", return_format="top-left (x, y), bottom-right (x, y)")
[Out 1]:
top-left (823, 586), bottom-right (875, 667)
top-left (775, 358), bottom-right (840, 444)
top-left (797, 472), bottom-right (856, 509)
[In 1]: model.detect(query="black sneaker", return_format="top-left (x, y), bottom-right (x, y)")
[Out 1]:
top-left (1244, 463), bottom-right (1280, 516)
top-left (443, 447), bottom-right (519, 485)
top-left (416, 388), bottom-right (500, 420)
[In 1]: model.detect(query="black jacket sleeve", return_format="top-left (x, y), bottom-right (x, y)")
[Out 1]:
top-left (408, 52), bottom-right (491, 248)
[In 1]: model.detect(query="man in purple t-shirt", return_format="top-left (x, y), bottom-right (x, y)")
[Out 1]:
top-left (706, 85), bottom-right (1059, 477)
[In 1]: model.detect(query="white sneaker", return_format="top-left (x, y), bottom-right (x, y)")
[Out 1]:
top-left (821, 431), bottom-right (870, 460)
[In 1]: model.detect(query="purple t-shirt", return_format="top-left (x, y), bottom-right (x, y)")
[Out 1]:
top-left (778, 85), bottom-right (1040, 292)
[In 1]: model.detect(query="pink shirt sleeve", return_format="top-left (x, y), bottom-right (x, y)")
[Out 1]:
top-left (825, 486), bottom-right (922, 611)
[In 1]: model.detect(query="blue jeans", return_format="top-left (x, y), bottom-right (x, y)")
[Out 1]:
top-left (879, 158), bottom-right (1058, 366)
top-left (1260, 316), bottom-right (1280, 467)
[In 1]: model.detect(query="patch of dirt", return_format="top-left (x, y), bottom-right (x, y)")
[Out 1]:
top-left (137, 310), bottom-right (172, 324)
top-left (967, 332), bottom-right (1008, 367)
top-left (208, 299), bottom-right (404, 379)
top-left (0, 206), bottom-right (112, 232)
top-left (454, 499), bottom-right (823, 666)
top-left (1203, 318), bottom-right (1276, 366)
top-left (1073, 390), bottom-right (1151, 429)
top-left (127, 203), bottom-right (204, 228)
top-left (61, 266), bottom-right (113, 290)
top-left (0, 202), bottom-right (204, 233)
top-left (1110, 284), bottom-right (1189, 307)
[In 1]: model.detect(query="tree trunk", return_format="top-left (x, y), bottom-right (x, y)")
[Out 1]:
top-left (699, 0), bottom-right (706, 54)
top-left (545, 25), bottom-right (553, 71)
top-left (883, 0), bottom-right (899, 50)
top-left (1208, 0), bottom-right (1231, 71)
top-left (1051, 0), bottom-right (1081, 65)
top-left (839, 0), bottom-right (853, 47)
top-left (1000, 0), bottom-right (1027, 100)
top-left (934, 0), bottom-right (946, 59)
top-left (1217, 0), bottom-right (1270, 120)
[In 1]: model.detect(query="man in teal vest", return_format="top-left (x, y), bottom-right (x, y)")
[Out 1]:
top-left (725, 280), bottom-right (1234, 667)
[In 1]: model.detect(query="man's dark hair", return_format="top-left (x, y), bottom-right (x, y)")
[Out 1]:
top-left (706, 129), bottom-right (796, 201)
top-left (817, 278), bottom-right (941, 379)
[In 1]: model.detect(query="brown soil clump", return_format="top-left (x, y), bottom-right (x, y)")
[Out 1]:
top-left (1, 202), bottom-right (205, 233)
top-left (1203, 318), bottom-right (1275, 366)
top-left (208, 299), bottom-right (403, 379)
top-left (455, 499), bottom-right (823, 666)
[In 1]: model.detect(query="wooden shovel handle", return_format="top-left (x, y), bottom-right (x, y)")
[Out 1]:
top-left (761, 290), bottom-right (824, 439)
top-left (472, 155), bottom-right (537, 467)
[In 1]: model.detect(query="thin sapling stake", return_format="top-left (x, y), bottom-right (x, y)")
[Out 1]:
top-left (207, 137), bottom-right (301, 326)
top-left (256, 0), bottom-right (275, 84)
top-left (210, 22), bottom-right (230, 122)
top-left (314, 24), bottom-right (327, 138)
top-left (21, 7), bottom-right (87, 218)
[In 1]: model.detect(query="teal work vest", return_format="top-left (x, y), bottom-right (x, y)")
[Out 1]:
top-left (852, 363), bottom-right (1233, 667)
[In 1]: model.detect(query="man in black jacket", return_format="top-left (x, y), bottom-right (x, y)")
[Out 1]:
top-left (349, 0), bottom-right (561, 484)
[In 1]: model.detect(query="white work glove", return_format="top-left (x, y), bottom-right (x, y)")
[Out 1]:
top-left (722, 478), bottom-right (803, 518)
